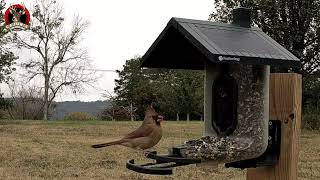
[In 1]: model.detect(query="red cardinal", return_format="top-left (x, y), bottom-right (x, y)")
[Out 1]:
top-left (91, 105), bottom-right (163, 150)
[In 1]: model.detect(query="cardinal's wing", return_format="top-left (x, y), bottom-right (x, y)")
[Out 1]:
top-left (123, 124), bottom-right (154, 139)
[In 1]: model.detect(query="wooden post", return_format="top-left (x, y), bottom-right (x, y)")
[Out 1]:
top-left (247, 73), bottom-right (302, 180)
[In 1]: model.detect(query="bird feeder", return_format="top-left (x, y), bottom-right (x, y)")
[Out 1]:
top-left (127, 7), bottom-right (300, 175)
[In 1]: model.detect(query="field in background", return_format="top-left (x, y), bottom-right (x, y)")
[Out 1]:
top-left (0, 120), bottom-right (319, 180)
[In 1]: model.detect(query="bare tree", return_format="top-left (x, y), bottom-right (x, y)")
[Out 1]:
top-left (11, 0), bottom-right (96, 120)
top-left (6, 82), bottom-right (45, 120)
top-left (100, 91), bottom-right (137, 121)
top-left (101, 91), bottom-right (117, 121)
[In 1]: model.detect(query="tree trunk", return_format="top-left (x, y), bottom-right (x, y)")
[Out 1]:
top-left (43, 75), bottom-right (49, 120)
top-left (7, 108), bottom-right (14, 119)
top-left (176, 112), bottom-right (179, 121)
top-left (22, 100), bottom-right (25, 120)
top-left (130, 103), bottom-right (134, 121)
top-left (187, 113), bottom-right (190, 121)
top-left (112, 109), bottom-right (115, 121)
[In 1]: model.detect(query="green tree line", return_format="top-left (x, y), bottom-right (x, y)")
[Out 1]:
top-left (113, 58), bottom-right (203, 121)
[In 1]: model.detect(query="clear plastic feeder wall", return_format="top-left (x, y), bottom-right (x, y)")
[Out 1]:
top-left (181, 62), bottom-right (270, 164)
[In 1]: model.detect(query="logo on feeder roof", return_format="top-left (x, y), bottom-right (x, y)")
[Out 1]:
top-left (218, 56), bottom-right (240, 62)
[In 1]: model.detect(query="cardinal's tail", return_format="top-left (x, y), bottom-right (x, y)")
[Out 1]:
top-left (91, 139), bottom-right (125, 148)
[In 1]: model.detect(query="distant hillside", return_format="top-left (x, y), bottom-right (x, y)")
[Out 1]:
top-left (51, 101), bottom-right (111, 120)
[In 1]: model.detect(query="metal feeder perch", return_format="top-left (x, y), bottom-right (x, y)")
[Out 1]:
top-left (127, 7), bottom-right (300, 175)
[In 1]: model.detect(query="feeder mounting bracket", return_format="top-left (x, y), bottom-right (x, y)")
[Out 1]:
top-left (126, 149), bottom-right (201, 175)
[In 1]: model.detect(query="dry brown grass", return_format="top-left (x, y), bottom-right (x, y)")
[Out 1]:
top-left (0, 120), bottom-right (319, 180)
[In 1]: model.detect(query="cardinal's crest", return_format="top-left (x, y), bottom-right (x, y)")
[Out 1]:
top-left (4, 4), bottom-right (31, 31)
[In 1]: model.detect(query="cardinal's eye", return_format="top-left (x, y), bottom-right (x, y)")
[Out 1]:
top-left (152, 116), bottom-right (158, 121)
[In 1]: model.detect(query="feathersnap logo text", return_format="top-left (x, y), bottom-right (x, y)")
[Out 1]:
top-left (218, 56), bottom-right (241, 62)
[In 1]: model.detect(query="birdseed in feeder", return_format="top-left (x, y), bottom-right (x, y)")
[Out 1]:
top-left (180, 64), bottom-right (269, 163)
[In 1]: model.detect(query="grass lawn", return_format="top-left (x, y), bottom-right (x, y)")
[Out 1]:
top-left (0, 120), bottom-right (319, 180)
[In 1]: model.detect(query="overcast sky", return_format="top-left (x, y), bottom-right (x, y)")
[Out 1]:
top-left (2, 0), bottom-right (213, 102)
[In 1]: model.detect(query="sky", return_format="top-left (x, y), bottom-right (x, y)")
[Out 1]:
top-left (2, 0), bottom-right (213, 102)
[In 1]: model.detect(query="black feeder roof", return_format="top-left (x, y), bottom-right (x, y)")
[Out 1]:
top-left (141, 15), bottom-right (300, 70)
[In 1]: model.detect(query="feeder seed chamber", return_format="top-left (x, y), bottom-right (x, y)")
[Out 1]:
top-left (126, 8), bottom-right (300, 175)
